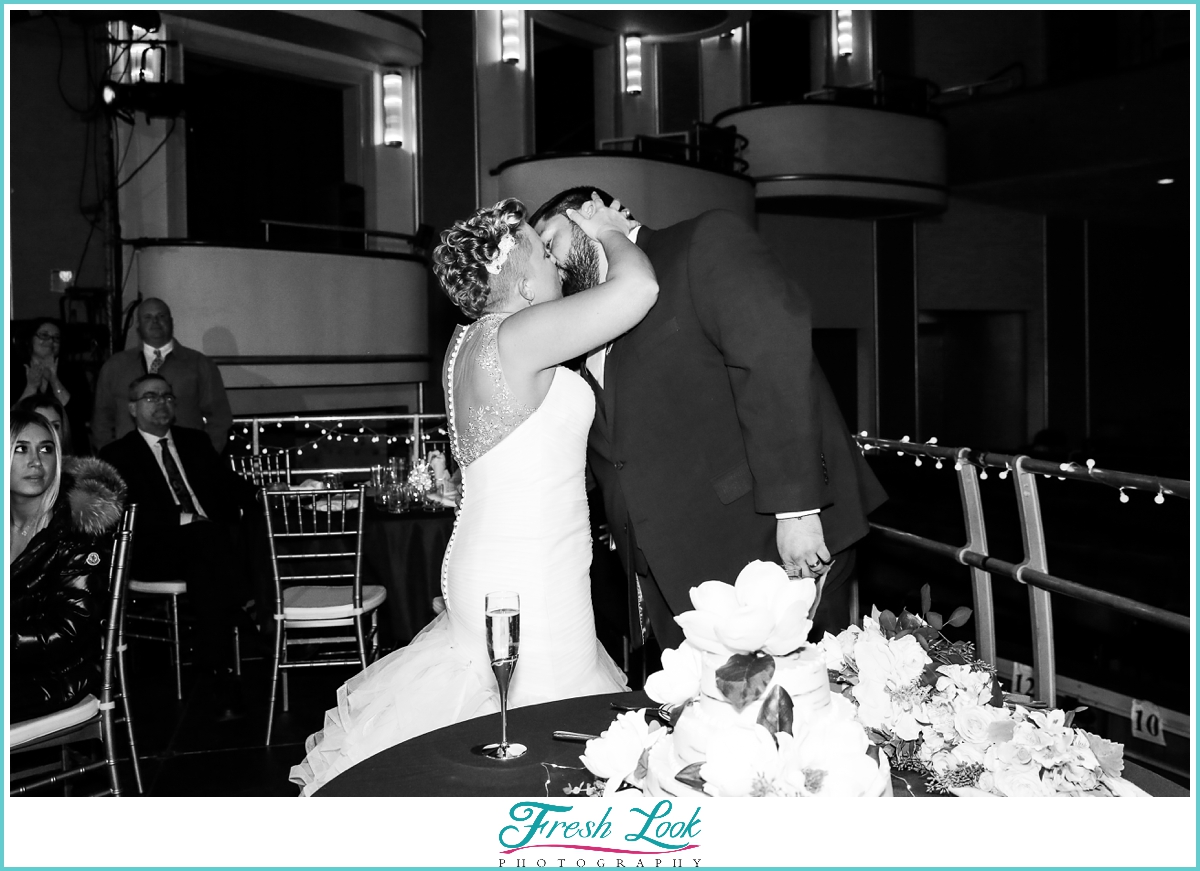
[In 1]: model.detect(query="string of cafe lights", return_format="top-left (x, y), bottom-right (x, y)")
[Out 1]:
top-left (856, 432), bottom-right (1179, 505)
top-left (227, 420), bottom-right (449, 459)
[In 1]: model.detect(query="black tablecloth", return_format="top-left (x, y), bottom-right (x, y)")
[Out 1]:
top-left (361, 506), bottom-right (455, 647)
top-left (315, 690), bottom-right (1187, 798)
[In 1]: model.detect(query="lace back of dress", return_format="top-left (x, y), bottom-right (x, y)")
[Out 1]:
top-left (444, 313), bottom-right (536, 469)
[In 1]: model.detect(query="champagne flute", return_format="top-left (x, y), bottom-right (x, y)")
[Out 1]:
top-left (482, 590), bottom-right (526, 760)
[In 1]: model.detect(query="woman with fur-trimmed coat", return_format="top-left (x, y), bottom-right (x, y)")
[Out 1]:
top-left (9, 409), bottom-right (127, 722)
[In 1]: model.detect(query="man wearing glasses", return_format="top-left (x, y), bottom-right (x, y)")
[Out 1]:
top-left (100, 373), bottom-right (255, 721)
top-left (91, 298), bottom-right (233, 453)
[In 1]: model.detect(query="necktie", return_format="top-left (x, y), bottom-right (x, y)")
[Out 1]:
top-left (159, 438), bottom-right (198, 514)
top-left (151, 349), bottom-right (164, 373)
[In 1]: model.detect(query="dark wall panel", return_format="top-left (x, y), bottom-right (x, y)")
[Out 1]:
top-left (1044, 217), bottom-right (1088, 446)
top-left (420, 11), bottom-right (478, 411)
top-left (875, 220), bottom-right (918, 438)
top-left (10, 15), bottom-right (109, 319)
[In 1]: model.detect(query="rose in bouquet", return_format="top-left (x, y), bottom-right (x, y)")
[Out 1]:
top-left (819, 588), bottom-right (1127, 796)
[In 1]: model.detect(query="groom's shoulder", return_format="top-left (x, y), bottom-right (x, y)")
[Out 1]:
top-left (669, 209), bottom-right (755, 236)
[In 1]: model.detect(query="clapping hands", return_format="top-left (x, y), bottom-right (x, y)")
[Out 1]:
top-left (24, 357), bottom-right (57, 393)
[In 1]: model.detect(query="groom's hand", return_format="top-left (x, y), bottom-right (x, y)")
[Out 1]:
top-left (776, 514), bottom-right (831, 579)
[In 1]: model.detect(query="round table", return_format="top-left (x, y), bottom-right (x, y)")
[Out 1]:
top-left (360, 505), bottom-right (456, 647)
top-left (314, 690), bottom-right (1187, 797)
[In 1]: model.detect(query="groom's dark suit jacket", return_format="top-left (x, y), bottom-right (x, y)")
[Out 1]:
top-left (586, 210), bottom-right (886, 637)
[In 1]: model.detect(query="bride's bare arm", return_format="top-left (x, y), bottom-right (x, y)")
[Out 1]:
top-left (500, 195), bottom-right (657, 375)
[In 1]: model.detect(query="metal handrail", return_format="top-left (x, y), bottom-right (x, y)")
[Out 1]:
top-left (856, 435), bottom-right (1190, 709)
top-left (260, 219), bottom-right (420, 249)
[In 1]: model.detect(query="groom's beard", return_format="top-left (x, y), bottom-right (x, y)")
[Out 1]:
top-left (560, 225), bottom-right (602, 296)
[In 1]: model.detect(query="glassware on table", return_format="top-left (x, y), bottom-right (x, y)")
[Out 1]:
top-left (481, 590), bottom-right (525, 760)
top-left (322, 471), bottom-right (343, 490)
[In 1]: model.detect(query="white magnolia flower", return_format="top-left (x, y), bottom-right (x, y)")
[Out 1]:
top-left (673, 561), bottom-right (817, 656)
top-left (699, 722), bottom-right (787, 797)
top-left (579, 712), bottom-right (663, 795)
top-left (782, 691), bottom-right (887, 796)
top-left (644, 642), bottom-right (704, 707)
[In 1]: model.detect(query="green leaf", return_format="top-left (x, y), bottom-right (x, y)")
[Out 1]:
top-left (1063, 705), bottom-right (1088, 729)
top-left (675, 762), bottom-right (706, 791)
top-left (878, 609), bottom-right (899, 636)
top-left (988, 677), bottom-right (1005, 707)
top-left (633, 746), bottom-right (652, 782)
top-left (715, 653), bottom-right (775, 713)
top-left (756, 685), bottom-right (795, 738)
top-left (668, 700), bottom-right (690, 728)
top-left (926, 611), bottom-right (943, 630)
top-left (922, 660), bottom-right (942, 686)
top-left (920, 584), bottom-right (932, 616)
top-left (946, 606), bottom-right (973, 628)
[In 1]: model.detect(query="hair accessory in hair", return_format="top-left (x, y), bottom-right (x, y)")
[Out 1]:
top-left (485, 233), bottom-right (517, 276)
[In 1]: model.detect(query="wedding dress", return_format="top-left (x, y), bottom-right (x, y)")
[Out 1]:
top-left (290, 312), bottom-right (628, 796)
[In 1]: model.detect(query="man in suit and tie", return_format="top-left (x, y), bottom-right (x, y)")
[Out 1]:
top-left (92, 298), bottom-right (233, 452)
top-left (532, 188), bottom-right (887, 656)
top-left (100, 373), bottom-right (256, 719)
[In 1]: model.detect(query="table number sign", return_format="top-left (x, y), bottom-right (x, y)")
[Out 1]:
top-left (1130, 698), bottom-right (1167, 746)
top-left (1010, 661), bottom-right (1035, 698)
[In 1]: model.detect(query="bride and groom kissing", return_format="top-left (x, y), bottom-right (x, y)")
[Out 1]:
top-left (290, 188), bottom-right (886, 796)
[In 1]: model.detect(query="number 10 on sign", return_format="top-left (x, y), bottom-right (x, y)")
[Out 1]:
top-left (1131, 699), bottom-right (1167, 746)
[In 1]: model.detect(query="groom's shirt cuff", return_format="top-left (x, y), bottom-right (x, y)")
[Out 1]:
top-left (775, 509), bottom-right (820, 519)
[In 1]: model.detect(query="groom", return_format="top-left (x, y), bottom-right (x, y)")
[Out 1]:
top-left (531, 188), bottom-right (886, 653)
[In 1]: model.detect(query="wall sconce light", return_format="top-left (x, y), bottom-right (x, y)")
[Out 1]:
top-left (501, 8), bottom-right (523, 65)
top-left (835, 10), bottom-right (854, 57)
top-left (382, 71), bottom-right (404, 147)
top-left (624, 35), bottom-right (643, 95)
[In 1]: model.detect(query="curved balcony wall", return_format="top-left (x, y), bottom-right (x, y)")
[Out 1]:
top-left (493, 153), bottom-right (755, 228)
top-left (717, 104), bottom-right (948, 219)
top-left (129, 243), bottom-right (429, 414)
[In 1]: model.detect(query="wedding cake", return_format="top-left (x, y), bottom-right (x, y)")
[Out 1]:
top-left (580, 561), bottom-right (891, 797)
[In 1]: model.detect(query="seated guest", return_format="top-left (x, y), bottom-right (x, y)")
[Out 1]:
top-left (15, 392), bottom-right (72, 455)
top-left (99, 373), bottom-right (256, 720)
top-left (12, 318), bottom-right (92, 454)
top-left (91, 298), bottom-right (233, 453)
top-left (10, 409), bottom-right (127, 722)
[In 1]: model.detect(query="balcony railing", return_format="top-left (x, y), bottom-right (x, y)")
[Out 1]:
top-left (855, 434), bottom-right (1190, 749)
top-left (230, 411), bottom-right (449, 481)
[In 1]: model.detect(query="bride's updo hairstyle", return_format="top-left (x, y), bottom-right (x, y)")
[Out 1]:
top-left (433, 198), bottom-right (532, 319)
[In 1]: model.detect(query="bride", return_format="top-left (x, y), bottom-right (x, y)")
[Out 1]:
top-left (290, 193), bottom-right (657, 795)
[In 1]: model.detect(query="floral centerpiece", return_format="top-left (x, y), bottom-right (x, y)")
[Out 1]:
top-left (816, 591), bottom-right (1132, 796)
top-left (578, 561), bottom-right (890, 797)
